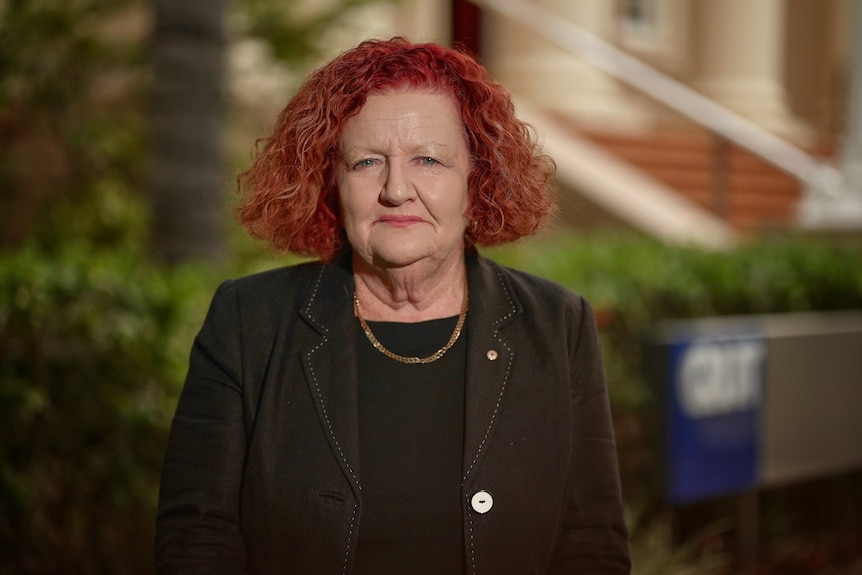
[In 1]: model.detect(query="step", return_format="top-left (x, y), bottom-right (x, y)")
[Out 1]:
top-left (577, 129), bottom-right (805, 233)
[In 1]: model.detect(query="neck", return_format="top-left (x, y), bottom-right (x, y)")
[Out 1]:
top-left (351, 251), bottom-right (468, 322)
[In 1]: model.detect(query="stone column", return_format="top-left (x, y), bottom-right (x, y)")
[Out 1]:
top-left (696, 0), bottom-right (811, 142)
top-left (800, 0), bottom-right (862, 229)
top-left (485, 0), bottom-right (650, 130)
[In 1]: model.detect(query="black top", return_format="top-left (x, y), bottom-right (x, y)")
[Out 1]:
top-left (352, 315), bottom-right (467, 575)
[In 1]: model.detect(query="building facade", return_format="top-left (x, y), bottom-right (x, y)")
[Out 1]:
top-left (236, 0), bottom-right (860, 242)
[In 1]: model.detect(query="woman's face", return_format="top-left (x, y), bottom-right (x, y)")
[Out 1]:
top-left (337, 89), bottom-right (472, 271)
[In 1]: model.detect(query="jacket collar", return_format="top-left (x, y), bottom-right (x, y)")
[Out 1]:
top-left (298, 250), bottom-right (524, 493)
top-left (462, 250), bottom-right (522, 485)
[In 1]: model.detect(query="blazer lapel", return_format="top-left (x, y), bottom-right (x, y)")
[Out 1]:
top-left (299, 256), bottom-right (363, 495)
top-left (462, 254), bottom-right (523, 485)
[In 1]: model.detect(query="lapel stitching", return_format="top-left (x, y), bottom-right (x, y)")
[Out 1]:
top-left (340, 502), bottom-right (359, 575)
top-left (462, 338), bottom-right (513, 483)
top-left (301, 265), bottom-right (328, 333)
top-left (305, 340), bottom-right (361, 489)
top-left (468, 515), bottom-right (477, 575)
top-left (302, 265), bottom-right (361, 487)
top-left (464, 263), bottom-right (519, 575)
top-left (302, 265), bottom-right (362, 575)
top-left (462, 264), bottom-right (518, 484)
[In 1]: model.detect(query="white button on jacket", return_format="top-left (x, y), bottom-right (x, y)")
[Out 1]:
top-left (470, 490), bottom-right (494, 514)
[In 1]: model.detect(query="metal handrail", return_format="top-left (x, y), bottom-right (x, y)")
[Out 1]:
top-left (472, 0), bottom-right (840, 191)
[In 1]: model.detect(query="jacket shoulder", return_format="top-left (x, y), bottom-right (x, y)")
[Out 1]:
top-left (227, 259), bottom-right (328, 305)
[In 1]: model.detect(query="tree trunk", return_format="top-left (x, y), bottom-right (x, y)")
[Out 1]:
top-left (149, 0), bottom-right (228, 264)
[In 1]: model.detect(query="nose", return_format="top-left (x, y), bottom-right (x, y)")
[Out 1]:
top-left (379, 159), bottom-right (413, 206)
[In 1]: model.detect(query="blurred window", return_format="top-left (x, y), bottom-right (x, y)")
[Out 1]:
top-left (620, 0), bottom-right (659, 34)
top-left (618, 0), bottom-right (689, 74)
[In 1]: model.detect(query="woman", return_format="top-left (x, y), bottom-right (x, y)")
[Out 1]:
top-left (156, 38), bottom-right (630, 574)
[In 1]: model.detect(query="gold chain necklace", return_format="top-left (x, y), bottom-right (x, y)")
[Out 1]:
top-left (354, 280), bottom-right (469, 365)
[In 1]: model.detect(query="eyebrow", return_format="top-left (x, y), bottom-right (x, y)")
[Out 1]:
top-left (341, 141), bottom-right (451, 157)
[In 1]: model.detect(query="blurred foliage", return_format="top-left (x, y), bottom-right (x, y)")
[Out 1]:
top-left (626, 504), bottom-right (730, 575)
top-left (0, 0), bottom-right (142, 109)
top-left (0, 0), bottom-right (149, 251)
top-left (0, 241), bottom-right (215, 574)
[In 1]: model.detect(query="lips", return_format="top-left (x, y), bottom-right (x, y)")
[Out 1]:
top-left (377, 215), bottom-right (424, 227)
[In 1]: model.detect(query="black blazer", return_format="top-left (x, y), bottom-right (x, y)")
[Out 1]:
top-left (155, 251), bottom-right (630, 574)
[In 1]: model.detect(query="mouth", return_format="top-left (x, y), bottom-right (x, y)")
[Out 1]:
top-left (377, 215), bottom-right (425, 228)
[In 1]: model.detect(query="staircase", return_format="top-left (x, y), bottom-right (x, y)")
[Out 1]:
top-left (475, 0), bottom-right (848, 240)
top-left (581, 129), bottom-right (805, 234)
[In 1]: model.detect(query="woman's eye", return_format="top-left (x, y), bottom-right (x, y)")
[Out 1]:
top-left (354, 159), bottom-right (376, 169)
top-left (420, 157), bottom-right (439, 166)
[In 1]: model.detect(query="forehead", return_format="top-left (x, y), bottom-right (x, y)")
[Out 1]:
top-left (340, 89), bottom-right (466, 145)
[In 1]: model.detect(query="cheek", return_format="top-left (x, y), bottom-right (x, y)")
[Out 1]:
top-left (337, 178), bottom-right (360, 216)
top-left (337, 189), bottom-right (374, 240)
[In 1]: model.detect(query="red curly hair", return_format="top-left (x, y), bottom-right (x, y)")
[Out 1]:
top-left (237, 37), bottom-right (557, 262)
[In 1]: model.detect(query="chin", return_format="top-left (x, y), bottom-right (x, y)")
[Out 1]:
top-left (371, 253), bottom-right (426, 269)
top-left (365, 245), bottom-right (434, 268)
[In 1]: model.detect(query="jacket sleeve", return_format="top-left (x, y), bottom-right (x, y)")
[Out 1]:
top-left (155, 280), bottom-right (250, 575)
top-left (548, 297), bottom-right (631, 574)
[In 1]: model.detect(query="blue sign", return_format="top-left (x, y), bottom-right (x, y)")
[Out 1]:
top-left (665, 335), bottom-right (766, 504)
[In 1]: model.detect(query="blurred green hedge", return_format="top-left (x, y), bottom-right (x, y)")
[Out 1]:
top-left (0, 243), bottom-right (212, 574)
top-left (1, 231), bottom-right (861, 573)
